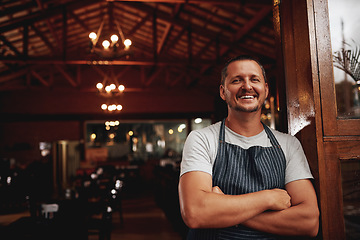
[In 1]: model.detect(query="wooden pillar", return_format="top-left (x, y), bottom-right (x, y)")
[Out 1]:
top-left (279, 0), bottom-right (330, 238)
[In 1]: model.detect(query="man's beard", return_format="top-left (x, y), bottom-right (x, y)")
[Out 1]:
top-left (227, 97), bottom-right (261, 113)
top-left (230, 104), bottom-right (259, 113)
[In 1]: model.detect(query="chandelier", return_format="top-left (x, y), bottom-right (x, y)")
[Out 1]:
top-left (101, 103), bottom-right (123, 112)
top-left (88, 4), bottom-right (132, 59)
top-left (96, 67), bottom-right (125, 112)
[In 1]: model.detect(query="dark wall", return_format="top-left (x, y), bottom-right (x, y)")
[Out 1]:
top-left (0, 87), bottom-right (217, 165)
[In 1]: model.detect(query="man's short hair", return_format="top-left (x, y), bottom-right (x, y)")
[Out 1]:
top-left (220, 55), bottom-right (267, 85)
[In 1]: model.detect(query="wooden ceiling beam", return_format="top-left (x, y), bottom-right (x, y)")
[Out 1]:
top-left (124, 2), bottom-right (244, 52)
top-left (0, 0), bottom-right (102, 33)
top-left (168, 71), bottom-right (185, 87)
top-left (1, 1), bottom-right (38, 17)
top-left (107, 0), bottom-right (271, 5)
top-left (144, 67), bottom-right (163, 87)
top-left (31, 24), bottom-right (57, 55)
top-left (159, 26), bottom-right (187, 57)
top-left (54, 64), bottom-right (78, 87)
top-left (153, 7), bottom-right (158, 62)
top-left (172, 4), bottom-right (183, 18)
top-left (0, 58), bottom-right (216, 66)
top-left (234, 6), bottom-right (272, 41)
top-left (0, 68), bottom-right (29, 83)
top-left (115, 66), bottom-right (131, 79)
top-left (185, 4), bottom-right (242, 29)
top-left (1, 0), bottom-right (264, 35)
top-left (0, 35), bottom-right (21, 56)
top-left (68, 10), bottom-right (91, 33)
top-left (35, 0), bottom-right (63, 52)
top-left (126, 13), bottom-right (152, 36)
top-left (157, 22), bottom-right (172, 54)
top-left (198, 5), bottom-right (273, 76)
top-left (31, 70), bottom-right (50, 87)
top-left (188, 25), bottom-right (193, 64)
top-left (91, 65), bottom-right (107, 78)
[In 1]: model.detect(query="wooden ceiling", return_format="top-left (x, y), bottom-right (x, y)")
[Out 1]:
top-left (0, 0), bottom-right (276, 95)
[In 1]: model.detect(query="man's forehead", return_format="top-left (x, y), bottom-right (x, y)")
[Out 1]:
top-left (227, 60), bottom-right (263, 75)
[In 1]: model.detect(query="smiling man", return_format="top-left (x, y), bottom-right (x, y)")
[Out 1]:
top-left (178, 55), bottom-right (319, 239)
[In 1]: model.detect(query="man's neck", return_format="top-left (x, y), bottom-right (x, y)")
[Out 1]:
top-left (225, 111), bottom-right (264, 137)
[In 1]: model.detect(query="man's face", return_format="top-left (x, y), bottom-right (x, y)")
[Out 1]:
top-left (220, 60), bottom-right (268, 113)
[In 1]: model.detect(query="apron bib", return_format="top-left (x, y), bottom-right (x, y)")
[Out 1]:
top-left (187, 119), bottom-right (286, 240)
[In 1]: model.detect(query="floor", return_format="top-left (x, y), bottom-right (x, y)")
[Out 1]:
top-left (0, 193), bottom-right (186, 240)
top-left (105, 194), bottom-right (184, 240)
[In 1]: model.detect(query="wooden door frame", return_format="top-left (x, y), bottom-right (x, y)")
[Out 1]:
top-left (275, 0), bottom-right (356, 239)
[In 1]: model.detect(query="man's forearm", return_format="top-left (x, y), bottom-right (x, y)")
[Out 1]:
top-left (181, 189), bottom-right (276, 228)
top-left (242, 184), bottom-right (320, 237)
top-left (179, 172), bottom-right (291, 229)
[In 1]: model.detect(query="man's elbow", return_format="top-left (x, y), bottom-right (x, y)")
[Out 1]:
top-left (181, 206), bottom-right (205, 229)
top-left (305, 209), bottom-right (320, 237)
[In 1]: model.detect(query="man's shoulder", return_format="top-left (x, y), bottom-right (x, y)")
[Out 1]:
top-left (268, 127), bottom-right (301, 148)
top-left (190, 121), bottom-right (221, 137)
top-left (268, 127), bottom-right (294, 139)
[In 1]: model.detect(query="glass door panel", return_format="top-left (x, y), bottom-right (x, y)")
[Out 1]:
top-left (328, 0), bottom-right (360, 118)
top-left (341, 159), bottom-right (360, 239)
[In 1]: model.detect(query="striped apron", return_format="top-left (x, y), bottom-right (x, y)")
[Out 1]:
top-left (187, 119), bottom-right (286, 240)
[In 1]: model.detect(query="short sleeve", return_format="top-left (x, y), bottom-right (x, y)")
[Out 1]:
top-left (285, 136), bottom-right (313, 184)
top-left (180, 130), bottom-right (213, 177)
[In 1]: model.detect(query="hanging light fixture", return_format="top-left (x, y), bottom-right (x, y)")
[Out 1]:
top-left (96, 67), bottom-right (126, 97)
top-left (88, 3), bottom-right (133, 59)
top-left (96, 67), bottom-right (125, 113)
top-left (101, 103), bottom-right (123, 112)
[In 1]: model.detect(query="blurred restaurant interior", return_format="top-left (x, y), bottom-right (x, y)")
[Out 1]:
top-left (1, 0), bottom-right (360, 239)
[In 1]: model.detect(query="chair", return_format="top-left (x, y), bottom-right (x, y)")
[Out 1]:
top-left (41, 203), bottom-right (59, 219)
top-left (87, 203), bottom-right (113, 240)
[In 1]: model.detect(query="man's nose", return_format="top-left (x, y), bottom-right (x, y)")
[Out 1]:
top-left (242, 79), bottom-right (252, 90)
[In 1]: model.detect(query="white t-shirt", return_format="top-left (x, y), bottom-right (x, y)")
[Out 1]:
top-left (180, 121), bottom-right (313, 185)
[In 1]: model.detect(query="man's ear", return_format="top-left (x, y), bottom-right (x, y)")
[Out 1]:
top-left (265, 83), bottom-right (269, 99)
top-left (219, 85), bottom-right (226, 101)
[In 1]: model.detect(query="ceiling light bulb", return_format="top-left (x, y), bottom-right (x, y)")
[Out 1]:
top-left (102, 40), bottom-right (110, 49)
top-left (89, 32), bottom-right (97, 40)
top-left (101, 104), bottom-right (107, 110)
top-left (124, 39), bottom-right (132, 48)
top-left (96, 83), bottom-right (103, 89)
top-left (116, 105), bottom-right (123, 111)
top-left (118, 85), bottom-right (125, 92)
top-left (110, 84), bottom-right (116, 90)
top-left (105, 85), bottom-right (112, 93)
top-left (110, 34), bottom-right (119, 43)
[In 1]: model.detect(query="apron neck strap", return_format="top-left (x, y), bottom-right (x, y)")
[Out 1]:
top-left (219, 119), bottom-right (281, 148)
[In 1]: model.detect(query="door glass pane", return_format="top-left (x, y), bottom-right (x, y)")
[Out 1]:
top-left (328, 0), bottom-right (360, 118)
top-left (341, 160), bottom-right (360, 240)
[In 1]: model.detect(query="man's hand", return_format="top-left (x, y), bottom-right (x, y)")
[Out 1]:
top-left (267, 188), bottom-right (291, 211)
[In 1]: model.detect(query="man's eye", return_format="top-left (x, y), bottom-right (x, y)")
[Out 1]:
top-left (252, 78), bottom-right (260, 82)
top-left (232, 79), bottom-right (239, 83)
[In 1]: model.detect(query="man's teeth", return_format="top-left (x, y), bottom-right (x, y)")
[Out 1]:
top-left (240, 96), bottom-right (254, 99)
